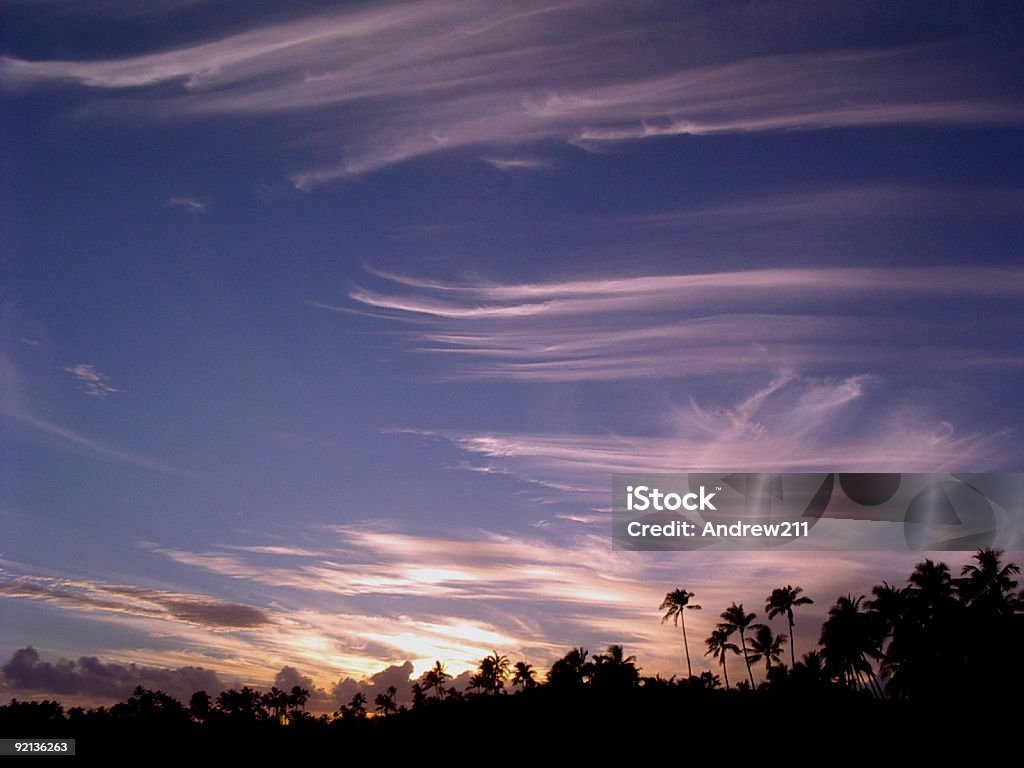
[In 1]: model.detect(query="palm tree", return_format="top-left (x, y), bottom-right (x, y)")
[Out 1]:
top-left (865, 581), bottom-right (908, 638)
top-left (547, 647), bottom-right (591, 688)
top-left (410, 682), bottom-right (427, 709)
top-left (422, 661), bottom-right (451, 700)
top-left (718, 602), bottom-right (757, 688)
top-left (660, 589), bottom-right (702, 678)
top-left (512, 661), bottom-right (537, 690)
top-left (346, 692), bottom-right (367, 718)
top-left (287, 685), bottom-right (309, 716)
top-left (744, 624), bottom-right (787, 679)
top-left (188, 690), bottom-right (211, 723)
top-left (486, 651), bottom-right (510, 692)
top-left (766, 585), bottom-right (813, 668)
top-left (705, 628), bottom-right (740, 690)
top-left (959, 547), bottom-right (1020, 614)
top-left (590, 645), bottom-right (640, 691)
top-left (818, 594), bottom-right (882, 695)
top-left (908, 558), bottom-right (956, 619)
top-left (374, 686), bottom-right (397, 716)
top-left (697, 671), bottom-right (721, 690)
top-left (262, 687), bottom-right (289, 723)
top-left (469, 651), bottom-right (511, 694)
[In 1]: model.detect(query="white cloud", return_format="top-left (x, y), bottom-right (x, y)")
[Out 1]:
top-left (405, 374), bottom-right (1003, 503)
top-left (64, 363), bottom-right (120, 397)
top-left (325, 266), bottom-right (1024, 381)
top-left (481, 155), bottom-right (554, 171)
top-left (2, 3), bottom-right (1021, 183)
top-left (167, 196), bottom-right (206, 213)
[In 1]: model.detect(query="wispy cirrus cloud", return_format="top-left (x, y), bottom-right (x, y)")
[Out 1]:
top-left (64, 363), bottom-right (119, 397)
top-left (1, 354), bottom-right (183, 474)
top-left (398, 373), bottom-right (1006, 505)
top-left (623, 185), bottom-right (1024, 229)
top-left (2, 2), bottom-right (1022, 183)
top-left (142, 524), bottom-right (975, 689)
top-left (481, 155), bottom-right (554, 171)
top-left (325, 266), bottom-right (1024, 381)
top-left (1, 408), bottom-right (187, 475)
top-left (167, 195), bottom-right (206, 213)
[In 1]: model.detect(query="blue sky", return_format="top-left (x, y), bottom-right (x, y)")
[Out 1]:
top-left (1, 1), bottom-right (1023, 706)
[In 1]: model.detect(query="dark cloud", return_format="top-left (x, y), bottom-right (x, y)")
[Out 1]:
top-left (272, 666), bottom-right (333, 711)
top-left (1, 647), bottom-right (222, 703)
top-left (331, 661), bottom-right (416, 708)
top-left (156, 599), bottom-right (268, 629)
top-left (0, 577), bottom-right (270, 630)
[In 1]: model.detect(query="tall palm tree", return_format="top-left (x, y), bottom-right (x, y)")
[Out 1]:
top-left (660, 588), bottom-right (702, 678)
top-left (718, 602), bottom-right (757, 688)
top-left (486, 651), bottom-right (510, 692)
top-left (766, 585), bottom-right (813, 668)
top-left (705, 628), bottom-right (740, 690)
top-left (744, 624), bottom-right (787, 679)
top-left (512, 661), bottom-right (537, 690)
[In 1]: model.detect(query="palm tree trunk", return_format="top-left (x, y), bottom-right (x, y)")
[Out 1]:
top-left (681, 615), bottom-right (692, 678)
top-left (788, 614), bottom-right (796, 668)
top-left (721, 659), bottom-right (730, 690)
top-left (739, 629), bottom-right (755, 688)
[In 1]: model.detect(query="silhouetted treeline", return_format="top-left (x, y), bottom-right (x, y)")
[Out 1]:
top-left (2, 549), bottom-right (1020, 756)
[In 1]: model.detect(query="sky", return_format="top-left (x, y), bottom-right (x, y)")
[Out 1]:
top-left (1, 0), bottom-right (1023, 708)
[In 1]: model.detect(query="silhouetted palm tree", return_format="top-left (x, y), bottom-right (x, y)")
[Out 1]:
top-left (660, 588), bottom-right (702, 678)
top-left (188, 690), bottom-right (211, 723)
top-left (705, 628), bottom-right (740, 690)
top-left (469, 651), bottom-right (511, 694)
top-left (422, 661), bottom-right (451, 700)
top-left (745, 624), bottom-right (787, 679)
top-left (374, 686), bottom-right (398, 716)
top-left (908, 559), bottom-right (956, 619)
top-left (718, 602), bottom-right (757, 688)
top-left (512, 661), bottom-right (537, 690)
top-left (216, 687), bottom-right (268, 721)
top-left (287, 685), bottom-right (309, 713)
top-left (766, 585), bottom-right (813, 668)
top-left (547, 648), bottom-right (591, 688)
top-left (262, 687), bottom-right (289, 724)
top-left (487, 651), bottom-right (510, 692)
top-left (697, 671), bottom-right (721, 689)
top-left (865, 581), bottom-right (909, 640)
top-left (819, 594), bottom-right (881, 695)
top-left (590, 645), bottom-right (640, 691)
top-left (410, 682), bottom-right (427, 709)
top-left (959, 547), bottom-right (1020, 615)
top-left (346, 692), bottom-right (367, 718)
